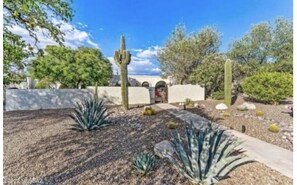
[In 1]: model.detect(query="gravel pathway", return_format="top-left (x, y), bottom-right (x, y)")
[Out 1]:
top-left (4, 107), bottom-right (292, 185)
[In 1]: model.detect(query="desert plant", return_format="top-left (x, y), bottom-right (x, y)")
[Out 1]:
top-left (143, 107), bottom-right (156, 116)
top-left (185, 98), bottom-right (194, 108)
top-left (242, 72), bottom-right (293, 105)
top-left (211, 91), bottom-right (224, 100)
top-left (159, 122), bottom-right (253, 185)
top-left (268, 124), bottom-right (280, 133)
top-left (70, 96), bottom-right (111, 131)
top-left (224, 59), bottom-right (232, 107)
top-left (167, 121), bottom-right (177, 129)
top-left (132, 152), bottom-right (157, 176)
top-left (223, 112), bottom-right (231, 117)
top-left (114, 35), bottom-right (131, 111)
top-left (256, 110), bottom-right (264, 117)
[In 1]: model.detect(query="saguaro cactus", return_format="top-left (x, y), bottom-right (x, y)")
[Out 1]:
top-left (224, 59), bottom-right (232, 107)
top-left (113, 35), bottom-right (131, 110)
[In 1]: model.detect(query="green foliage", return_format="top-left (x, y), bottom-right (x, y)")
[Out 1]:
top-left (114, 35), bottom-right (131, 110)
top-left (185, 98), bottom-right (194, 107)
top-left (30, 46), bottom-right (113, 88)
top-left (157, 24), bottom-right (221, 84)
top-left (211, 91), bottom-right (224, 100)
top-left (35, 78), bottom-right (52, 89)
top-left (223, 112), bottom-right (231, 117)
top-left (256, 110), bottom-right (264, 117)
top-left (3, 0), bottom-right (73, 85)
top-left (242, 72), bottom-right (293, 104)
top-left (159, 122), bottom-right (253, 185)
top-left (167, 121), bottom-right (177, 129)
top-left (224, 59), bottom-right (232, 107)
top-left (228, 17), bottom-right (293, 77)
top-left (132, 152), bottom-right (157, 176)
top-left (268, 124), bottom-right (280, 133)
top-left (190, 54), bottom-right (225, 96)
top-left (70, 97), bottom-right (111, 131)
top-left (143, 107), bottom-right (156, 116)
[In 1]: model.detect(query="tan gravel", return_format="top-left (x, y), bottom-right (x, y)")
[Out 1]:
top-left (179, 95), bottom-right (293, 151)
top-left (4, 107), bottom-right (292, 185)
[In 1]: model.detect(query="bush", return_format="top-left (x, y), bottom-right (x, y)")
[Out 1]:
top-left (166, 121), bottom-right (177, 129)
top-left (223, 112), bottom-right (231, 117)
top-left (211, 91), bottom-right (224, 100)
top-left (185, 98), bottom-right (194, 108)
top-left (242, 72), bottom-right (293, 104)
top-left (35, 78), bottom-right (51, 89)
top-left (256, 110), bottom-right (264, 117)
top-left (143, 107), bottom-right (156, 116)
top-left (268, 124), bottom-right (280, 133)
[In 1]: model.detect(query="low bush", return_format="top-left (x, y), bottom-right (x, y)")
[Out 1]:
top-left (211, 91), bottom-right (224, 100)
top-left (143, 107), bottom-right (156, 116)
top-left (268, 124), bottom-right (280, 133)
top-left (166, 121), bottom-right (177, 129)
top-left (185, 98), bottom-right (194, 108)
top-left (242, 72), bottom-right (293, 105)
top-left (132, 152), bottom-right (157, 176)
top-left (223, 112), bottom-right (231, 117)
top-left (256, 110), bottom-right (264, 117)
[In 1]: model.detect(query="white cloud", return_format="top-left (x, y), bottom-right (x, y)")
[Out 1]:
top-left (108, 46), bottom-right (162, 75)
top-left (9, 19), bottom-right (99, 49)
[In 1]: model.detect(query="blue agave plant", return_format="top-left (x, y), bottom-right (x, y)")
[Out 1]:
top-left (158, 122), bottom-right (254, 185)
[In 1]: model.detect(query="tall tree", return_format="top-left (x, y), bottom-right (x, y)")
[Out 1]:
top-left (157, 24), bottom-right (221, 84)
top-left (3, 0), bottom-right (73, 85)
top-left (228, 17), bottom-right (293, 73)
top-left (29, 46), bottom-right (113, 89)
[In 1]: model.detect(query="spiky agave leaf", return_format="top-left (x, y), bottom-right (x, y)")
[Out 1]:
top-left (70, 96), bottom-right (111, 131)
top-left (161, 122), bottom-right (254, 185)
top-left (132, 152), bottom-right (157, 176)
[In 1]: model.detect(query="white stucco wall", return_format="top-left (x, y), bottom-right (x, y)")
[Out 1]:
top-left (111, 75), bottom-right (171, 87)
top-left (5, 89), bottom-right (92, 111)
top-left (87, 86), bottom-right (152, 105)
top-left (168, 85), bottom-right (205, 103)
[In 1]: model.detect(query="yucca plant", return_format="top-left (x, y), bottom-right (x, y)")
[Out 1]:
top-left (70, 95), bottom-right (111, 131)
top-left (158, 122), bottom-right (254, 185)
top-left (132, 152), bottom-right (157, 176)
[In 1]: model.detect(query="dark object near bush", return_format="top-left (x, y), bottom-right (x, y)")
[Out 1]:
top-left (242, 72), bottom-right (293, 105)
top-left (211, 91), bottom-right (224, 100)
top-left (158, 122), bottom-right (253, 185)
top-left (70, 97), bottom-right (111, 131)
top-left (132, 152), bottom-right (157, 176)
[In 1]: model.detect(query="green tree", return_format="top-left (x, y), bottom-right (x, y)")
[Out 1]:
top-left (157, 24), bottom-right (221, 84)
top-left (29, 46), bottom-right (113, 89)
top-left (4, 0), bottom-right (73, 85)
top-left (228, 17), bottom-right (293, 74)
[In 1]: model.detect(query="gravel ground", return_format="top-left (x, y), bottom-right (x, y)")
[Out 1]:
top-left (175, 95), bottom-right (293, 151)
top-left (4, 106), bottom-right (292, 185)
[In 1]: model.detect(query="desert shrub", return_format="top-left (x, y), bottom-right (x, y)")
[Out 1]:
top-left (132, 152), bottom-right (157, 176)
top-left (166, 121), bottom-right (177, 129)
top-left (158, 122), bottom-right (253, 185)
top-left (70, 97), bottom-right (111, 131)
top-left (223, 112), bottom-right (231, 117)
top-left (256, 110), bottom-right (264, 117)
top-left (268, 124), bottom-right (280, 133)
top-left (211, 91), bottom-right (224, 100)
top-left (35, 78), bottom-right (51, 89)
top-left (242, 72), bottom-right (293, 104)
top-left (143, 107), bottom-right (156, 115)
top-left (185, 98), bottom-right (194, 107)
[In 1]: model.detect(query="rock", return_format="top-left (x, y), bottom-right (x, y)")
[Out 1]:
top-left (215, 103), bottom-right (228, 110)
top-left (154, 140), bottom-right (175, 158)
top-left (194, 103), bottom-right (199, 108)
top-left (179, 102), bottom-right (184, 106)
top-left (242, 102), bottom-right (256, 110)
top-left (282, 136), bottom-right (287, 139)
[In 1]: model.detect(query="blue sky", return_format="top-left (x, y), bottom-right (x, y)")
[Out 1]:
top-left (13, 0), bottom-right (293, 75)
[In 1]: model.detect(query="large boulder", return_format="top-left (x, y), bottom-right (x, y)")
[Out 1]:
top-left (215, 103), bottom-right (228, 110)
top-left (154, 140), bottom-right (175, 158)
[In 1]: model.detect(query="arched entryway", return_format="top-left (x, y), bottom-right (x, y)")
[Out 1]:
top-left (141, 81), bottom-right (150, 87)
top-left (155, 81), bottom-right (167, 103)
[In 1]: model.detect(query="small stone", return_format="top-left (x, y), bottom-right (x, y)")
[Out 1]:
top-left (215, 103), bottom-right (228, 110)
top-left (282, 136), bottom-right (287, 139)
top-left (244, 115), bottom-right (249, 119)
top-left (242, 102), bottom-right (256, 110)
top-left (194, 103), bottom-right (199, 108)
top-left (154, 140), bottom-right (175, 159)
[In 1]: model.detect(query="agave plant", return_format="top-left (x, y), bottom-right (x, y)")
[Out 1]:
top-left (70, 96), bottom-right (111, 131)
top-left (132, 152), bottom-right (157, 176)
top-left (158, 122), bottom-right (254, 185)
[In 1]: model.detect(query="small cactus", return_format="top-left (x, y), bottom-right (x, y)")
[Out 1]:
top-left (223, 112), bottom-right (231, 117)
top-left (166, 121), bottom-right (177, 129)
top-left (268, 124), bottom-right (280, 133)
top-left (224, 59), bottom-right (232, 107)
top-left (256, 110), bottom-right (264, 117)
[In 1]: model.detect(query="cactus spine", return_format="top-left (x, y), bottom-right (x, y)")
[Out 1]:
top-left (113, 35), bottom-right (131, 110)
top-left (224, 59), bottom-right (232, 107)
